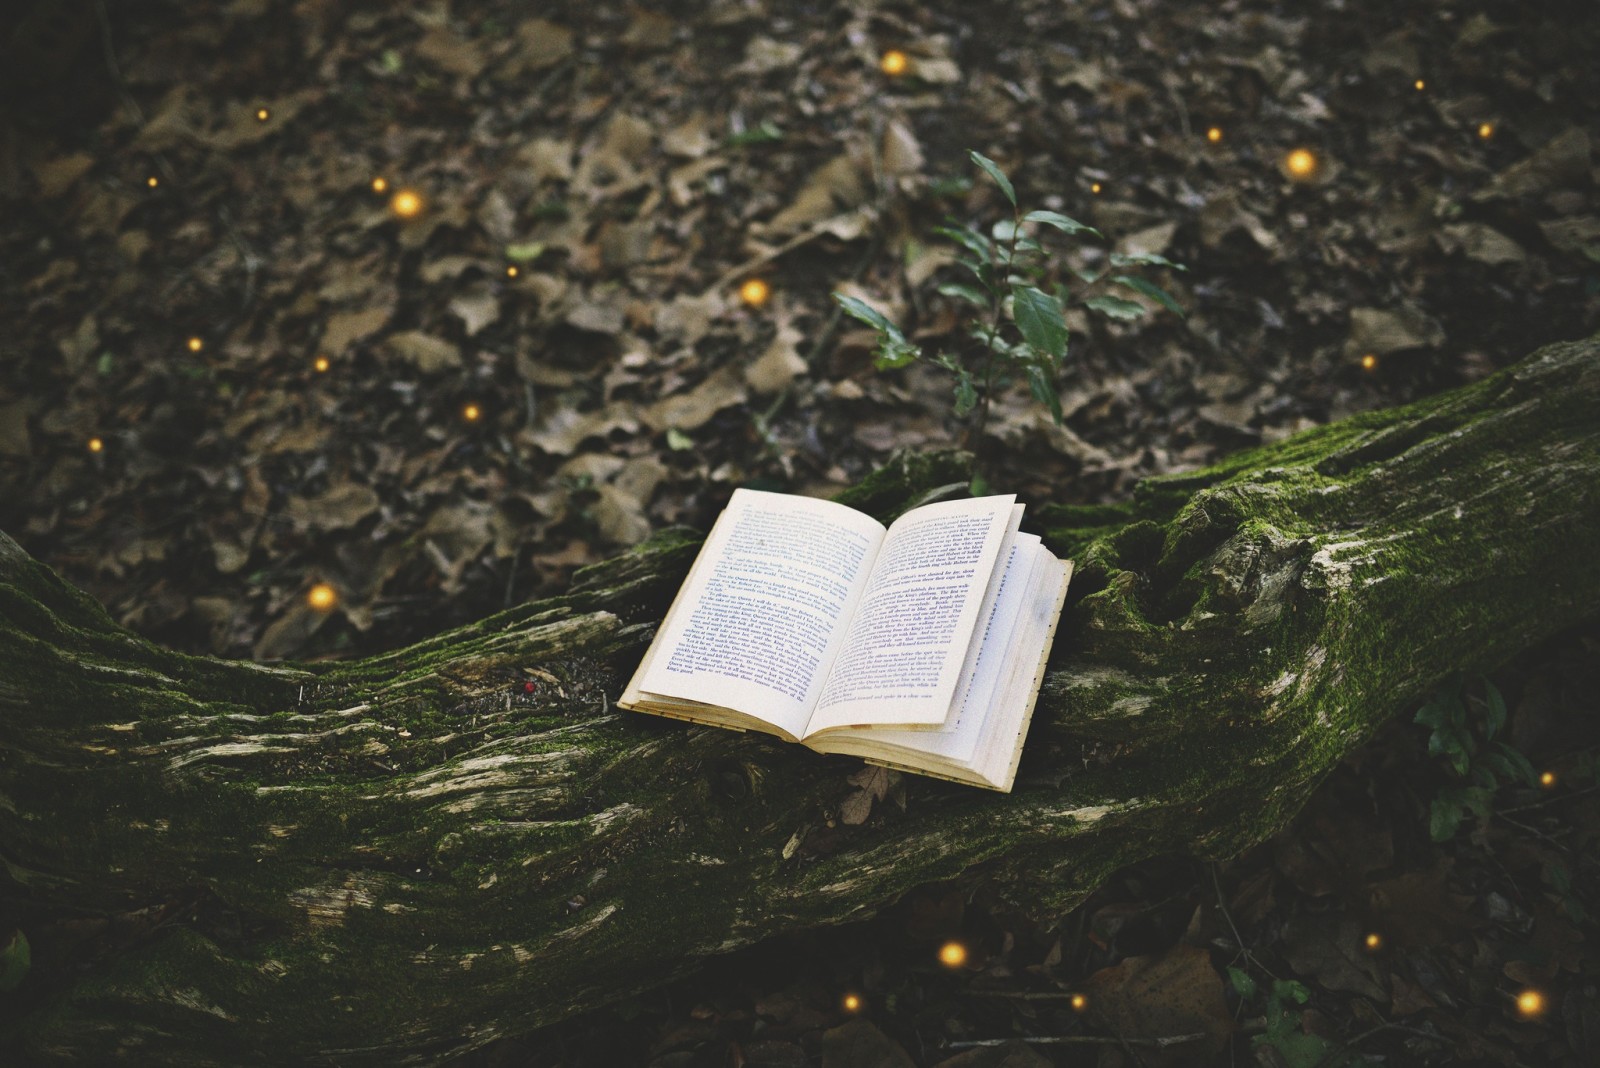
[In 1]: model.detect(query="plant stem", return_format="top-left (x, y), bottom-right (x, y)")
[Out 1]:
top-left (968, 204), bottom-right (1022, 455)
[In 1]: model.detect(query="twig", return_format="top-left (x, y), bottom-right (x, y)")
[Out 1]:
top-left (803, 234), bottom-right (883, 369)
top-left (947, 1032), bottom-right (1208, 1050)
top-left (707, 212), bottom-right (874, 294)
top-left (1310, 1022), bottom-right (1449, 1068)
top-left (1499, 782), bottom-right (1600, 815)
top-left (1212, 861), bottom-right (1279, 979)
top-left (1494, 810), bottom-right (1569, 854)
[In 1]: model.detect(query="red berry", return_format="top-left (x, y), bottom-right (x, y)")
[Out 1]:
top-left (523, 681), bottom-right (536, 693)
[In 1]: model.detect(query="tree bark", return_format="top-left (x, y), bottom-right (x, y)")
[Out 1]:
top-left (2, 334), bottom-right (1597, 1064)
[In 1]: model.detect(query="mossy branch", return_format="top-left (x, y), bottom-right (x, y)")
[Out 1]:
top-left (2, 335), bottom-right (1597, 1064)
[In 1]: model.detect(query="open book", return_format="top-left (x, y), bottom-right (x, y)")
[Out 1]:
top-left (619, 489), bottom-right (1072, 792)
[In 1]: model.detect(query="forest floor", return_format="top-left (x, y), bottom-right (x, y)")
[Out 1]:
top-left (2, 0), bottom-right (1599, 1065)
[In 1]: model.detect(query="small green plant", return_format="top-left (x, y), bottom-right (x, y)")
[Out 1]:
top-left (1229, 969), bottom-right (1368, 1068)
top-left (834, 150), bottom-right (1185, 456)
top-left (1414, 672), bottom-right (1537, 841)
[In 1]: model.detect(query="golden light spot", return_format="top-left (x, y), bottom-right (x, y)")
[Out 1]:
top-left (1516, 989), bottom-right (1545, 1018)
top-left (739, 278), bottom-right (771, 307)
top-left (1541, 771), bottom-right (1556, 787)
top-left (1090, 182), bottom-right (1102, 194)
top-left (87, 437), bottom-right (104, 453)
top-left (1070, 994), bottom-right (1087, 1012)
top-left (187, 337), bottom-right (204, 353)
top-left (880, 50), bottom-right (909, 77)
top-left (506, 265), bottom-right (519, 278)
top-left (842, 993), bottom-right (862, 1012)
top-left (147, 175), bottom-right (159, 188)
top-left (371, 177), bottom-right (389, 194)
top-left (1285, 148), bottom-right (1318, 179)
top-left (1478, 122), bottom-right (1495, 140)
top-left (1364, 932), bottom-right (1383, 951)
top-left (1207, 126), bottom-right (1223, 143)
top-left (1414, 79), bottom-right (1426, 91)
top-left (313, 356), bottom-right (331, 373)
top-left (462, 403), bottom-right (482, 422)
top-left (390, 189), bottom-right (424, 219)
top-left (256, 107), bottom-right (270, 122)
top-left (1361, 353), bottom-right (1377, 371)
top-left (307, 583), bottom-right (338, 611)
top-left (938, 941), bottom-right (967, 967)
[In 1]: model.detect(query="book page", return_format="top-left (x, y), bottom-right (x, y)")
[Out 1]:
top-left (810, 533), bottom-right (1039, 763)
top-left (631, 489), bottom-right (885, 739)
top-left (805, 495), bottom-right (1017, 733)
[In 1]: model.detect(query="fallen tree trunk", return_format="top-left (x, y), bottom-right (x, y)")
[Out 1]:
top-left (2, 333), bottom-right (1597, 1064)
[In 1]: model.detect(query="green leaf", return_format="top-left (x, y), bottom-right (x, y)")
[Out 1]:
top-left (1483, 679), bottom-right (1507, 740)
top-left (968, 471), bottom-right (990, 496)
top-left (874, 339), bottom-right (921, 370)
top-left (833, 294), bottom-right (902, 340)
top-left (1026, 365), bottom-right (1064, 424)
top-left (96, 352), bottom-right (115, 375)
top-left (952, 369), bottom-right (978, 416)
top-left (665, 428), bottom-right (693, 451)
top-left (992, 219), bottom-right (1021, 242)
top-left (1109, 251), bottom-right (1187, 270)
top-left (968, 150), bottom-right (1016, 207)
top-left (902, 482), bottom-right (971, 511)
top-left (1413, 694), bottom-right (1453, 729)
top-left (1083, 295), bottom-right (1147, 321)
top-left (1111, 275), bottom-right (1186, 317)
top-left (504, 241), bottom-right (545, 262)
top-left (1227, 966), bottom-right (1257, 1001)
top-left (1273, 980), bottom-right (1312, 1005)
top-left (0, 928), bottom-right (29, 992)
top-left (1429, 797), bottom-right (1465, 841)
top-left (726, 120), bottom-right (784, 147)
top-left (1010, 285), bottom-right (1068, 360)
top-left (1022, 209), bottom-right (1100, 237)
top-left (936, 224), bottom-right (996, 265)
top-left (1492, 741), bottom-right (1538, 787)
top-left (936, 281), bottom-right (989, 307)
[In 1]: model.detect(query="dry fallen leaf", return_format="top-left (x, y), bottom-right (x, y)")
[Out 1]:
top-left (1436, 223), bottom-right (1525, 265)
top-left (287, 483), bottom-right (381, 533)
top-left (385, 331), bottom-right (462, 374)
top-left (510, 19), bottom-right (574, 73)
top-left (1344, 305), bottom-right (1445, 359)
top-left (322, 307), bottom-right (391, 354)
top-left (1281, 914), bottom-right (1388, 1000)
top-left (745, 322), bottom-right (808, 394)
top-left (643, 365), bottom-right (748, 431)
top-left (1086, 943), bottom-right (1233, 1066)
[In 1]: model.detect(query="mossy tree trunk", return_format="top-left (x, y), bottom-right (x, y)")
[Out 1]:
top-left (2, 335), bottom-right (1598, 1064)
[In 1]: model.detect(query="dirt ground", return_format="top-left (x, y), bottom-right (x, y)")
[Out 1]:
top-left (2, 0), bottom-right (1598, 1064)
